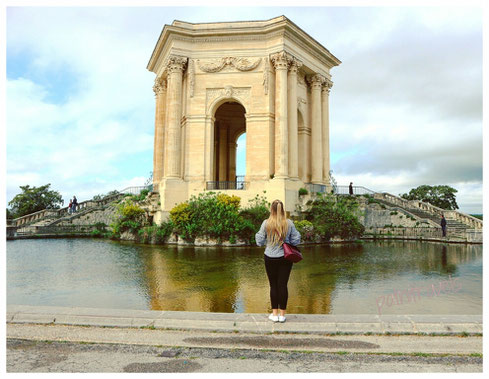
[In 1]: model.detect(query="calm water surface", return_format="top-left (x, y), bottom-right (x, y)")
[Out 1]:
top-left (7, 238), bottom-right (482, 314)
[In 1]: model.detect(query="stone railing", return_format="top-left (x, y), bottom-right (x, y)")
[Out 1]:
top-left (374, 192), bottom-right (417, 210)
top-left (336, 185), bottom-right (376, 195)
top-left (12, 209), bottom-right (60, 227)
top-left (443, 210), bottom-right (483, 229)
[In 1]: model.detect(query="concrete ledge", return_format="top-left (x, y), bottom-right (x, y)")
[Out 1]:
top-left (7, 305), bottom-right (482, 336)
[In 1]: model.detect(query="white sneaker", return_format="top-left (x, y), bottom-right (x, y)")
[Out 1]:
top-left (269, 314), bottom-right (279, 322)
top-left (278, 315), bottom-right (286, 323)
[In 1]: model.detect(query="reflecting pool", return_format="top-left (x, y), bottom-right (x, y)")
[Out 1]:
top-left (7, 239), bottom-right (482, 314)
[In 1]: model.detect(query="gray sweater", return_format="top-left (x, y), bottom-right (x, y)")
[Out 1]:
top-left (255, 219), bottom-right (302, 258)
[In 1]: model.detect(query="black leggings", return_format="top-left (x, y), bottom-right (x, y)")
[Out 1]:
top-left (264, 255), bottom-right (293, 310)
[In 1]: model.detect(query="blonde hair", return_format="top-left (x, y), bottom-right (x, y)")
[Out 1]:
top-left (266, 199), bottom-right (288, 246)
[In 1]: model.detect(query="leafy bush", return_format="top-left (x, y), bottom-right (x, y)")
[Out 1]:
top-left (305, 193), bottom-right (365, 241)
top-left (238, 193), bottom-right (270, 244)
top-left (298, 188), bottom-right (308, 196)
top-left (131, 189), bottom-right (150, 202)
top-left (111, 200), bottom-right (147, 236)
top-left (169, 192), bottom-right (243, 242)
top-left (294, 220), bottom-right (315, 242)
top-left (134, 220), bottom-right (174, 244)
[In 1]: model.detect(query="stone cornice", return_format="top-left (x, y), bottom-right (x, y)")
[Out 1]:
top-left (147, 16), bottom-right (341, 72)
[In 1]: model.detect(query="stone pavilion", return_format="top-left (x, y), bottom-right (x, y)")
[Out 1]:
top-left (147, 16), bottom-right (341, 221)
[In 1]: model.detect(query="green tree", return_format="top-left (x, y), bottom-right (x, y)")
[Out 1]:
top-left (8, 184), bottom-right (64, 218)
top-left (400, 185), bottom-right (458, 210)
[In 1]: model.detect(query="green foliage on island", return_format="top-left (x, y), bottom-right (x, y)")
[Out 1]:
top-left (108, 191), bottom-right (364, 245)
top-left (470, 214), bottom-right (483, 220)
top-left (400, 184), bottom-right (458, 210)
top-left (111, 200), bottom-right (147, 236)
top-left (7, 183), bottom-right (64, 219)
top-left (293, 220), bottom-right (315, 242)
top-left (169, 192), bottom-right (269, 244)
top-left (301, 193), bottom-right (365, 241)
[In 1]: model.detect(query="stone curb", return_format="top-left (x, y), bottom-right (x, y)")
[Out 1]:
top-left (7, 305), bottom-right (482, 335)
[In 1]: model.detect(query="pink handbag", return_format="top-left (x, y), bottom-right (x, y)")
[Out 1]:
top-left (283, 242), bottom-right (303, 263)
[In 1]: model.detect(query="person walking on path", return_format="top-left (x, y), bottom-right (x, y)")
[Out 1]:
top-left (68, 199), bottom-right (73, 215)
top-left (441, 214), bottom-right (447, 237)
top-left (349, 182), bottom-right (354, 195)
top-left (72, 196), bottom-right (78, 214)
top-left (255, 199), bottom-right (301, 323)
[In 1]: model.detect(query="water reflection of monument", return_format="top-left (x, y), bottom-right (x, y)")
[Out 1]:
top-left (137, 243), bottom-right (481, 313)
top-left (139, 245), bottom-right (337, 313)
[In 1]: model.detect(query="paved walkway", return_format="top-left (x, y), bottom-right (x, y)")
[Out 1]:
top-left (7, 305), bottom-right (482, 335)
top-left (6, 305), bottom-right (482, 372)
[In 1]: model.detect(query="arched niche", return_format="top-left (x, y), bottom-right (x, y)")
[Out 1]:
top-left (213, 101), bottom-right (246, 183)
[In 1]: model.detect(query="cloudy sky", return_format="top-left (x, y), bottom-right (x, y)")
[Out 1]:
top-left (5, 4), bottom-right (483, 213)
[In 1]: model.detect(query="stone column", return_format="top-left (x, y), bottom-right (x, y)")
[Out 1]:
top-left (322, 78), bottom-right (333, 185)
top-left (164, 55), bottom-right (187, 178)
top-left (204, 116), bottom-right (215, 182)
top-left (271, 51), bottom-right (291, 179)
top-left (228, 142), bottom-right (237, 183)
top-left (152, 77), bottom-right (167, 187)
top-left (288, 58), bottom-right (302, 179)
top-left (308, 74), bottom-right (324, 184)
top-left (218, 124), bottom-right (228, 181)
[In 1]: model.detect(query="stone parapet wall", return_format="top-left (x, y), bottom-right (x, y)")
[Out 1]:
top-left (360, 203), bottom-right (436, 229)
top-left (55, 205), bottom-right (118, 227)
top-left (364, 227), bottom-right (482, 243)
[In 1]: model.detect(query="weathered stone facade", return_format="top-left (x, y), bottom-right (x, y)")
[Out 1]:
top-left (148, 16), bottom-right (341, 222)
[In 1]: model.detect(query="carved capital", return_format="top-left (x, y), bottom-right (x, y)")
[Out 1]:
top-left (166, 55), bottom-right (188, 74)
top-left (322, 78), bottom-right (334, 94)
top-left (270, 51), bottom-right (292, 70)
top-left (153, 77), bottom-right (167, 96)
top-left (289, 58), bottom-right (303, 73)
top-left (307, 74), bottom-right (325, 89)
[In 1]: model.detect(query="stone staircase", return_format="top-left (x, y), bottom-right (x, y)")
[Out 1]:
top-left (8, 186), bottom-right (155, 238)
top-left (375, 198), bottom-right (441, 225)
top-left (372, 192), bottom-right (482, 239)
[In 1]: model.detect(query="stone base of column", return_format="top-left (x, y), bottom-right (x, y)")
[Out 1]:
top-left (158, 178), bottom-right (188, 213)
top-left (266, 177), bottom-right (309, 215)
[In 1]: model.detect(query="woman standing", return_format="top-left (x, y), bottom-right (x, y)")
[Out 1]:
top-left (255, 199), bottom-right (301, 323)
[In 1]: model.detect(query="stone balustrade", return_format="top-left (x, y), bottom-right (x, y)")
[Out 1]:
top-left (444, 210), bottom-right (482, 229)
top-left (11, 193), bottom-right (124, 227)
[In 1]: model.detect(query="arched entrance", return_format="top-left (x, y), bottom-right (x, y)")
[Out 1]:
top-left (213, 101), bottom-right (246, 189)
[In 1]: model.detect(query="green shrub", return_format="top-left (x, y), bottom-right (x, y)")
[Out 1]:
top-left (294, 220), bottom-right (314, 242)
top-left (305, 194), bottom-right (365, 241)
top-left (169, 192), bottom-right (243, 242)
top-left (298, 188), bottom-right (308, 196)
top-left (238, 193), bottom-right (270, 244)
top-left (111, 200), bottom-right (147, 235)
